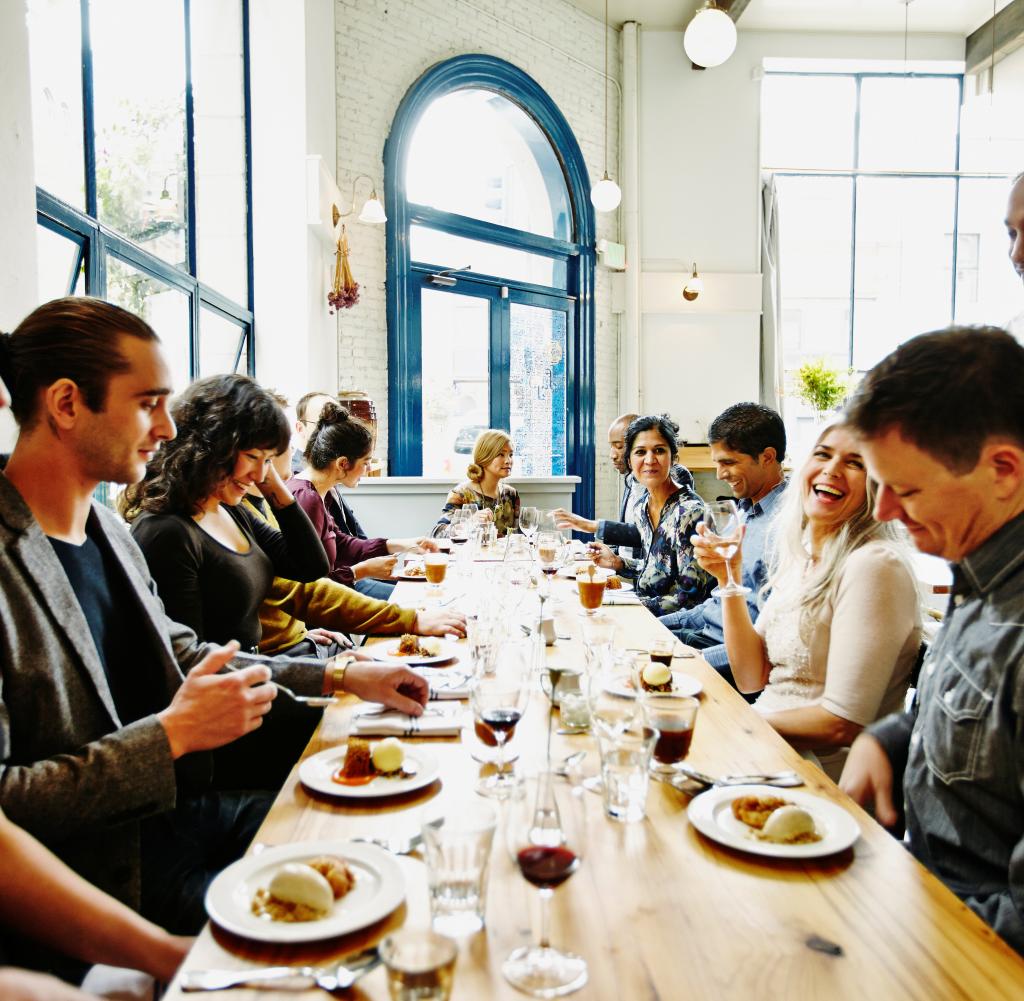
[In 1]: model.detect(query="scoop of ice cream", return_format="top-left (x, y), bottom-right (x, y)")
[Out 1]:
top-left (642, 662), bottom-right (672, 688)
top-left (419, 637), bottom-right (441, 657)
top-left (760, 805), bottom-right (817, 843)
top-left (371, 737), bottom-right (405, 774)
top-left (267, 863), bottom-right (333, 914)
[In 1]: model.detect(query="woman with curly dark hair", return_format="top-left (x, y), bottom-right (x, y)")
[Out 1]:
top-left (123, 374), bottom-right (329, 651)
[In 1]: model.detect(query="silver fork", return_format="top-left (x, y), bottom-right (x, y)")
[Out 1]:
top-left (351, 817), bottom-right (444, 855)
top-left (181, 947), bottom-right (380, 992)
top-left (224, 656), bottom-right (336, 707)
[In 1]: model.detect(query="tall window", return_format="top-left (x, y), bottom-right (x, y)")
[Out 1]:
top-left (27, 0), bottom-right (253, 386)
top-left (385, 56), bottom-right (596, 517)
top-left (762, 71), bottom-right (1021, 444)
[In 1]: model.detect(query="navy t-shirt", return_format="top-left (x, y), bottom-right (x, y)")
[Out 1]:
top-left (48, 513), bottom-right (162, 726)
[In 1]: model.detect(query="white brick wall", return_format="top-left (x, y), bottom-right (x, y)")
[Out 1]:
top-left (333, 0), bottom-right (621, 517)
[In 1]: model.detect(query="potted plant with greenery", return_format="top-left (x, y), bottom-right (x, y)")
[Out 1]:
top-left (793, 359), bottom-right (849, 420)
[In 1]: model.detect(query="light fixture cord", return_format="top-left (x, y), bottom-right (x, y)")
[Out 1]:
top-left (603, 0), bottom-right (609, 177)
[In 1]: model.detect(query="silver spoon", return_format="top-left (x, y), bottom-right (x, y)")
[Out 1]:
top-left (677, 765), bottom-right (804, 788)
top-left (351, 816), bottom-right (444, 855)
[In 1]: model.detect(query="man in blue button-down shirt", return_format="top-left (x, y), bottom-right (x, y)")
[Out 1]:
top-left (658, 403), bottom-right (786, 687)
top-left (841, 325), bottom-right (1024, 955)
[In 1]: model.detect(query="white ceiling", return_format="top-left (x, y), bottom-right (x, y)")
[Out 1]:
top-left (570, 0), bottom-right (1015, 36)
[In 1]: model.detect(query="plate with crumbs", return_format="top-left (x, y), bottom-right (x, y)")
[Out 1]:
top-left (299, 742), bottom-right (440, 799)
top-left (687, 784), bottom-right (860, 859)
top-left (205, 840), bottom-right (403, 943)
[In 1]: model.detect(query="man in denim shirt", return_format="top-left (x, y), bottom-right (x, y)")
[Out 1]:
top-left (659, 404), bottom-right (786, 685)
top-left (841, 326), bottom-right (1024, 954)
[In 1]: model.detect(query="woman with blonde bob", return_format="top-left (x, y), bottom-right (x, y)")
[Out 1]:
top-left (436, 429), bottom-right (520, 537)
top-left (695, 424), bottom-right (921, 780)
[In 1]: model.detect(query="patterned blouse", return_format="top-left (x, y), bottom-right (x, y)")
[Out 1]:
top-left (620, 486), bottom-right (713, 615)
top-left (436, 480), bottom-right (521, 538)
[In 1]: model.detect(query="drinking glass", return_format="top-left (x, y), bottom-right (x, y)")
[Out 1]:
top-left (505, 534), bottom-right (533, 564)
top-left (381, 929), bottom-right (457, 1001)
top-left (702, 500), bottom-right (750, 597)
top-left (575, 568), bottom-right (606, 616)
top-left (467, 614), bottom-right (502, 676)
top-left (596, 723), bottom-right (658, 823)
top-left (519, 505), bottom-right (539, 544)
top-left (448, 510), bottom-right (471, 547)
top-left (535, 530), bottom-right (564, 577)
top-left (422, 803), bottom-right (496, 936)
top-left (640, 694), bottom-right (699, 776)
top-left (471, 644), bottom-right (529, 798)
top-left (503, 771), bottom-right (588, 997)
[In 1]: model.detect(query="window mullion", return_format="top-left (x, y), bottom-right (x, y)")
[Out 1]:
top-left (79, 0), bottom-right (97, 218)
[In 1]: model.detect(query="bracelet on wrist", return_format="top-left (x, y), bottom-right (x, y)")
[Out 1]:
top-left (330, 654), bottom-right (356, 693)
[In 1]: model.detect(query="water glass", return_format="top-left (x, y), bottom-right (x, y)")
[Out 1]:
top-left (380, 929), bottom-right (458, 1001)
top-left (596, 724), bottom-right (657, 823)
top-left (422, 805), bottom-right (496, 937)
top-left (558, 681), bottom-right (591, 732)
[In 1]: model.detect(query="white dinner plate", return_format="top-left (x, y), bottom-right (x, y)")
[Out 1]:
top-left (370, 637), bottom-right (460, 666)
top-left (204, 840), bottom-right (404, 943)
top-left (687, 784), bottom-right (861, 859)
top-left (606, 671), bottom-right (703, 699)
top-left (299, 742), bottom-right (440, 799)
top-left (394, 560), bottom-right (430, 582)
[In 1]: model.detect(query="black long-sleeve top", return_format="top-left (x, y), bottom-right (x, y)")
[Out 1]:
top-left (130, 501), bottom-right (329, 650)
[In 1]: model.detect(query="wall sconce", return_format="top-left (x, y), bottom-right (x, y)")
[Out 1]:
top-left (332, 173), bottom-right (387, 226)
top-left (683, 1), bottom-right (737, 69)
top-left (682, 263), bottom-right (704, 301)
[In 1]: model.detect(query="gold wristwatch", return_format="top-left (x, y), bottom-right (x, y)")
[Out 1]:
top-left (329, 653), bottom-right (357, 694)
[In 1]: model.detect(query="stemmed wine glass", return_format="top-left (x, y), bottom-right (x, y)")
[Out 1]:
top-left (471, 644), bottom-right (529, 798)
top-left (535, 530), bottom-right (564, 577)
top-left (503, 770), bottom-right (588, 997)
top-left (448, 509), bottom-right (471, 547)
top-left (702, 500), bottom-right (750, 598)
top-left (519, 505), bottom-right (539, 546)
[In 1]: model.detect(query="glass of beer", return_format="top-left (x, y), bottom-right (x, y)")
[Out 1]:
top-left (642, 694), bottom-right (699, 775)
top-left (650, 637), bottom-right (674, 666)
top-left (424, 552), bottom-right (448, 588)
top-left (576, 567), bottom-right (606, 615)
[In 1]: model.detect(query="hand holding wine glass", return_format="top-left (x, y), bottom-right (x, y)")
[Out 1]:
top-left (699, 500), bottom-right (750, 597)
top-left (503, 770), bottom-right (588, 997)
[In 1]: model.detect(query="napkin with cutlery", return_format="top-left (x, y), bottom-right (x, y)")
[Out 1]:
top-left (603, 590), bottom-right (641, 606)
top-left (418, 666), bottom-right (473, 700)
top-left (351, 702), bottom-right (466, 737)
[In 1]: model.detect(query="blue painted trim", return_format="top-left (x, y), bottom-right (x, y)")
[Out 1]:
top-left (385, 54), bottom-right (596, 518)
top-left (241, 0), bottom-right (256, 373)
top-left (79, 0), bottom-right (97, 219)
top-left (183, 0), bottom-right (199, 377)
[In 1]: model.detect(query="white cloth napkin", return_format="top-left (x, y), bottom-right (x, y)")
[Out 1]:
top-left (418, 666), bottom-right (473, 700)
top-left (351, 702), bottom-right (466, 737)
top-left (603, 590), bottom-right (641, 605)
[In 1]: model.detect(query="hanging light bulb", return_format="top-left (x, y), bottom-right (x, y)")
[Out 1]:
top-left (682, 262), bottom-right (704, 301)
top-left (684, 1), bottom-right (737, 69)
top-left (590, 0), bottom-right (621, 213)
top-left (591, 172), bottom-right (622, 212)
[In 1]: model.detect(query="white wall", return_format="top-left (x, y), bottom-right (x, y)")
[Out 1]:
top-left (0, 0), bottom-right (38, 449)
top-left (249, 0), bottom-right (338, 414)
top-left (331, 0), bottom-right (622, 516)
top-left (636, 29), bottom-right (969, 445)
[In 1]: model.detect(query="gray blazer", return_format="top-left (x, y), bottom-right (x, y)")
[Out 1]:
top-left (0, 469), bottom-right (323, 908)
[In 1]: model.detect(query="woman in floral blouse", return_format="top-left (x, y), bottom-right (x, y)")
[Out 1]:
top-left (589, 414), bottom-right (713, 615)
top-left (436, 429), bottom-right (521, 537)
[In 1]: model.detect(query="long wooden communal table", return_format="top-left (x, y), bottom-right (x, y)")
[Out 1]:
top-left (165, 580), bottom-right (1024, 1000)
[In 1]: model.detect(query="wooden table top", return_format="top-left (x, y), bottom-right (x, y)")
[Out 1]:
top-left (164, 580), bottom-right (1024, 1001)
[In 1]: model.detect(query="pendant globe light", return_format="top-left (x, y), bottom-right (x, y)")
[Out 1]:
top-left (683, 1), bottom-right (737, 69)
top-left (591, 0), bottom-right (621, 213)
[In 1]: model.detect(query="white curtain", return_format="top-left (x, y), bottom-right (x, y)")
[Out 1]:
top-left (760, 175), bottom-right (784, 412)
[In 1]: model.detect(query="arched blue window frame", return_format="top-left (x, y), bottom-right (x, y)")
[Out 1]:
top-left (385, 54), bottom-right (597, 519)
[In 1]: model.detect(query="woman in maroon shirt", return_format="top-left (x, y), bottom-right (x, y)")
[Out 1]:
top-left (288, 402), bottom-right (438, 599)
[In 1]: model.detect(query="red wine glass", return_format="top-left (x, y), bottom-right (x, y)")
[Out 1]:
top-left (503, 770), bottom-right (587, 996)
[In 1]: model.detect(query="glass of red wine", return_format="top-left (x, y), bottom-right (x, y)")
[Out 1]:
top-left (503, 770), bottom-right (587, 997)
top-left (471, 645), bottom-right (529, 798)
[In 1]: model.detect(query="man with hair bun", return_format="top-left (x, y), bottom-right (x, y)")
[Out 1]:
top-left (0, 298), bottom-right (428, 972)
